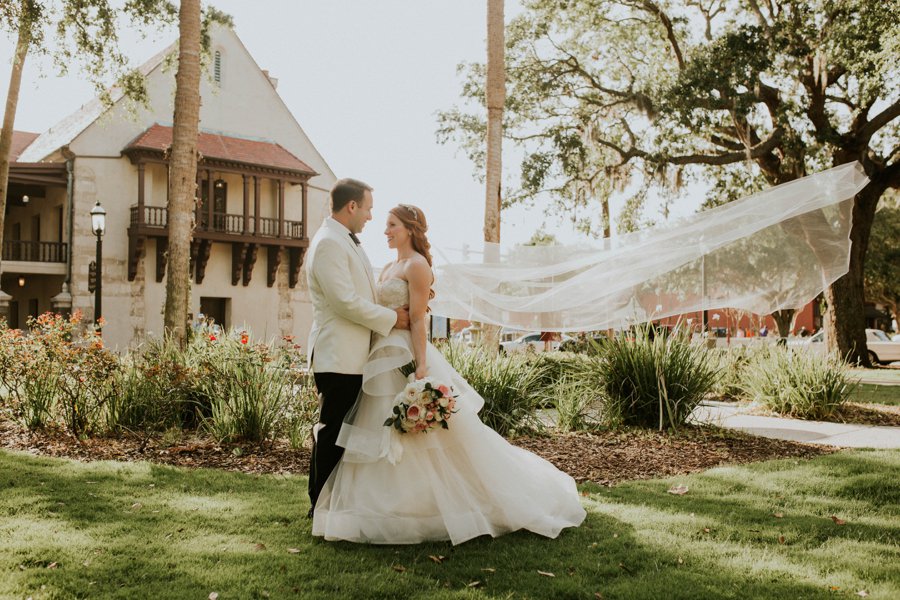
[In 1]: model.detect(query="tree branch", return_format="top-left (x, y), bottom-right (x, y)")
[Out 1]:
top-left (638, 0), bottom-right (685, 69)
top-left (665, 128), bottom-right (782, 165)
top-left (859, 99), bottom-right (900, 143)
top-left (746, 0), bottom-right (772, 29)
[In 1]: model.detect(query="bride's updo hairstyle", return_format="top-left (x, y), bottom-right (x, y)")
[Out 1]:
top-left (389, 204), bottom-right (433, 267)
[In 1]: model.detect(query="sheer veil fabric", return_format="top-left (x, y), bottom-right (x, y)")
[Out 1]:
top-left (430, 162), bottom-right (870, 332)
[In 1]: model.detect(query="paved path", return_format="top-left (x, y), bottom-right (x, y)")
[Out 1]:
top-left (691, 401), bottom-right (900, 449)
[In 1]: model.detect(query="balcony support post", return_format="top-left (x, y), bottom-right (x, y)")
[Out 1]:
top-left (137, 162), bottom-right (145, 225)
top-left (253, 176), bottom-right (261, 236)
top-left (242, 174), bottom-right (250, 234)
top-left (277, 179), bottom-right (285, 238)
top-left (301, 181), bottom-right (308, 239)
top-left (206, 169), bottom-right (214, 231)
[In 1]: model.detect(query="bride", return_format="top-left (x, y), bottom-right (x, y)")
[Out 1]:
top-left (312, 204), bottom-right (586, 545)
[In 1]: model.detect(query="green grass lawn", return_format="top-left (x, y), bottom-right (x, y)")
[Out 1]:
top-left (2, 449), bottom-right (898, 600)
top-left (849, 368), bottom-right (900, 385)
top-left (852, 383), bottom-right (900, 406)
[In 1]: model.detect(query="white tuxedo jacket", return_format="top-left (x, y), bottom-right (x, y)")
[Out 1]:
top-left (306, 218), bottom-right (397, 374)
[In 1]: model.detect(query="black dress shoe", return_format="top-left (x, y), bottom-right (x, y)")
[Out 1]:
top-left (306, 508), bottom-right (314, 519)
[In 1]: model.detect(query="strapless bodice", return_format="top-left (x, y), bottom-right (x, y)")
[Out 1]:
top-left (377, 278), bottom-right (409, 309)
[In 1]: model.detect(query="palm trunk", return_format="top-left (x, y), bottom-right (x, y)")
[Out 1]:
top-left (163, 0), bottom-right (202, 345)
top-left (481, 0), bottom-right (505, 351)
top-left (0, 18), bottom-right (31, 271)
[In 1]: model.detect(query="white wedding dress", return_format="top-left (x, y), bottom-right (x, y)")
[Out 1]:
top-left (311, 279), bottom-right (586, 545)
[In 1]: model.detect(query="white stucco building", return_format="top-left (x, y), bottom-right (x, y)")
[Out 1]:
top-left (1, 26), bottom-right (336, 350)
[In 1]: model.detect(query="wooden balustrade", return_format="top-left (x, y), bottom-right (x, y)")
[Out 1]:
top-left (2, 240), bottom-right (68, 263)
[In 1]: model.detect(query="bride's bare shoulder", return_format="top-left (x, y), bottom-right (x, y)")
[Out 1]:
top-left (403, 254), bottom-right (432, 282)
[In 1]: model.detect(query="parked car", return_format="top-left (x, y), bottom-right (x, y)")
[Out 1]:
top-left (499, 332), bottom-right (572, 353)
top-left (866, 328), bottom-right (900, 364)
top-left (789, 328), bottom-right (900, 364)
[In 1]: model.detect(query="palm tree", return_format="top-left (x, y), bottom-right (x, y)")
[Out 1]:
top-left (480, 0), bottom-right (504, 350)
top-left (0, 2), bottom-right (32, 284)
top-left (163, 0), bottom-right (202, 345)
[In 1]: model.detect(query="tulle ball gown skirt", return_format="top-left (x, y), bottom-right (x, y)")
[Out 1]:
top-left (311, 330), bottom-right (586, 546)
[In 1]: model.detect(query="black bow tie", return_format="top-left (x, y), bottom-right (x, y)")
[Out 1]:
top-left (349, 232), bottom-right (361, 245)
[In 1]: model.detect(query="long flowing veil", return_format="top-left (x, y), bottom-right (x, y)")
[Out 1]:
top-left (430, 162), bottom-right (869, 332)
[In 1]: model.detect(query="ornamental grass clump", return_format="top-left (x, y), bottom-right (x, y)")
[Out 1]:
top-left (594, 325), bottom-right (718, 430)
top-left (193, 329), bottom-right (309, 443)
top-left (740, 346), bottom-right (855, 419)
top-left (440, 341), bottom-right (547, 436)
top-left (545, 371), bottom-right (605, 432)
top-left (711, 346), bottom-right (755, 400)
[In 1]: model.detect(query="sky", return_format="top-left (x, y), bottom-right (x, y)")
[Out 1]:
top-left (0, 0), bottom-right (688, 269)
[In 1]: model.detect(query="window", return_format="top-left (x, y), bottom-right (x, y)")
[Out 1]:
top-left (214, 50), bottom-right (222, 86)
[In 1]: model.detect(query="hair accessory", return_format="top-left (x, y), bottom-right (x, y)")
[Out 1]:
top-left (399, 204), bottom-right (418, 221)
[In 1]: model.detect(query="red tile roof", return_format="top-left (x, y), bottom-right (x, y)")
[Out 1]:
top-left (11, 131), bottom-right (40, 161)
top-left (124, 124), bottom-right (317, 176)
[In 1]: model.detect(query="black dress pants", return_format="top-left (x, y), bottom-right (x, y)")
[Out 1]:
top-left (308, 372), bottom-right (363, 510)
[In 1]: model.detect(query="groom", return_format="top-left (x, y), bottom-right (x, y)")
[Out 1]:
top-left (305, 178), bottom-right (410, 517)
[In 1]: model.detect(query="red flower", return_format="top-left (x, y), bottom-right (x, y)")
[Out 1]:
top-left (209, 334), bottom-right (217, 342)
top-left (240, 333), bottom-right (249, 345)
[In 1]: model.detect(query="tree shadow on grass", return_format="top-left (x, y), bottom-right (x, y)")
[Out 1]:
top-left (3, 449), bottom-right (897, 599)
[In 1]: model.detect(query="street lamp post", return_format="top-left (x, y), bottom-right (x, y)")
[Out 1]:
top-left (90, 201), bottom-right (106, 329)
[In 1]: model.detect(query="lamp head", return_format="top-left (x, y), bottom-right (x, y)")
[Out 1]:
top-left (90, 201), bottom-right (107, 236)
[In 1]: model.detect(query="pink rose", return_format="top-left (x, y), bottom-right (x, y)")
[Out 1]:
top-left (448, 399), bottom-right (457, 410)
top-left (437, 385), bottom-right (450, 396)
top-left (425, 411), bottom-right (434, 420)
top-left (406, 404), bottom-right (421, 420)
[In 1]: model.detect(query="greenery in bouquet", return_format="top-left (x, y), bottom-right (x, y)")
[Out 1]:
top-left (384, 377), bottom-right (458, 434)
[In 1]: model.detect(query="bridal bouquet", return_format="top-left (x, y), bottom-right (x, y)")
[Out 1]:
top-left (384, 377), bottom-right (458, 434)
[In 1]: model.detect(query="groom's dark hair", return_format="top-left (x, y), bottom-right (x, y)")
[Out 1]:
top-left (331, 178), bottom-right (373, 213)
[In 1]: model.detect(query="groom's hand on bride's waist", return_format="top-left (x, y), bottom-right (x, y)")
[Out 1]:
top-left (394, 306), bottom-right (411, 330)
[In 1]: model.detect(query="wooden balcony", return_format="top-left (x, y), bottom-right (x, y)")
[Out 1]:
top-left (2, 240), bottom-right (68, 263)
top-left (1, 241), bottom-right (68, 276)
top-left (127, 205), bottom-right (308, 288)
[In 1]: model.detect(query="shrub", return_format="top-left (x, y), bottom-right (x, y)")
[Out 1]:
top-left (592, 325), bottom-right (718, 430)
top-left (545, 371), bottom-right (605, 432)
top-left (192, 330), bottom-right (309, 443)
top-left (282, 367), bottom-right (319, 449)
top-left (0, 312), bottom-right (118, 434)
top-left (0, 322), bottom-right (56, 428)
top-left (741, 346), bottom-right (855, 419)
top-left (711, 346), bottom-right (755, 400)
top-left (440, 342), bottom-right (547, 436)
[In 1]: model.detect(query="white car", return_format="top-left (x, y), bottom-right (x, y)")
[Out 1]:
top-left (866, 328), bottom-right (900, 365)
top-left (790, 328), bottom-right (900, 364)
top-left (499, 332), bottom-right (572, 353)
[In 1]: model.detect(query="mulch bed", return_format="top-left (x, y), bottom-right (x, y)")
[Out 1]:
top-left (0, 416), bottom-right (833, 486)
